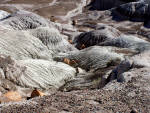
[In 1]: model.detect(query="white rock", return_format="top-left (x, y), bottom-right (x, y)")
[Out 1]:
top-left (0, 10), bottom-right (10, 20)
top-left (29, 27), bottom-right (77, 55)
top-left (0, 55), bottom-right (76, 89)
top-left (54, 46), bottom-right (124, 71)
top-left (0, 10), bottom-right (51, 30)
top-left (0, 29), bottom-right (52, 60)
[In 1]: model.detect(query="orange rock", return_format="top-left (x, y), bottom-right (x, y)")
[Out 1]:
top-left (50, 16), bottom-right (57, 22)
top-left (68, 40), bottom-right (73, 44)
top-left (3, 91), bottom-right (22, 102)
top-left (70, 60), bottom-right (78, 65)
top-left (63, 58), bottom-right (78, 66)
top-left (80, 44), bottom-right (85, 49)
top-left (31, 89), bottom-right (45, 98)
top-left (63, 58), bottom-right (70, 65)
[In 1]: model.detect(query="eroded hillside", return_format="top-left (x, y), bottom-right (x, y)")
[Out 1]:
top-left (0, 0), bottom-right (149, 113)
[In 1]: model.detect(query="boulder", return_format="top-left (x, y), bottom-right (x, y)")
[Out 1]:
top-left (73, 24), bottom-right (121, 49)
top-left (107, 59), bottom-right (133, 82)
top-left (30, 89), bottom-right (45, 98)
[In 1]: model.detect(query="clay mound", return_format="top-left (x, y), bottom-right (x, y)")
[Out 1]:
top-left (55, 46), bottom-right (136, 91)
top-left (100, 34), bottom-right (150, 52)
top-left (0, 29), bottom-right (52, 60)
top-left (29, 27), bottom-right (77, 55)
top-left (0, 55), bottom-right (76, 89)
top-left (54, 46), bottom-right (124, 71)
top-left (15, 60), bottom-right (76, 89)
top-left (73, 25), bottom-right (121, 49)
top-left (0, 10), bottom-right (50, 30)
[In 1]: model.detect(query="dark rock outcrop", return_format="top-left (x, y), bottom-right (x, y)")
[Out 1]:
top-left (88, 0), bottom-right (137, 10)
top-left (73, 24), bottom-right (121, 49)
top-left (112, 1), bottom-right (150, 21)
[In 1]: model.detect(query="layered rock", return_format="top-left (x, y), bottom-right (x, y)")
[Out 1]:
top-left (73, 24), bottom-right (121, 49)
top-left (56, 46), bottom-right (137, 91)
top-left (100, 34), bottom-right (150, 53)
top-left (0, 67), bottom-right (149, 113)
top-left (107, 51), bottom-right (150, 82)
top-left (0, 10), bottom-right (51, 30)
top-left (54, 46), bottom-right (124, 71)
top-left (29, 27), bottom-right (77, 56)
top-left (0, 29), bottom-right (52, 60)
top-left (112, 1), bottom-right (150, 21)
top-left (0, 0), bottom-right (149, 112)
top-left (0, 55), bottom-right (76, 89)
